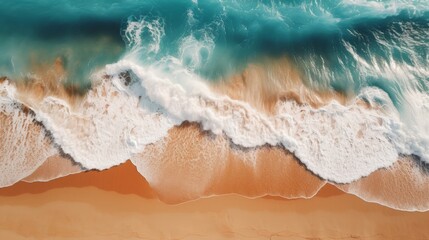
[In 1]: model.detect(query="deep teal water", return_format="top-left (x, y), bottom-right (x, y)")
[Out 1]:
top-left (0, 0), bottom-right (428, 109)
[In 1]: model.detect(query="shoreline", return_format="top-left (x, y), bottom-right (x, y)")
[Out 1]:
top-left (0, 162), bottom-right (429, 239)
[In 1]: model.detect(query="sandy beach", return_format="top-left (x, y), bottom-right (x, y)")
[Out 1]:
top-left (0, 162), bottom-right (428, 240)
top-left (1, 108), bottom-right (429, 239)
top-left (2, 1), bottom-right (429, 239)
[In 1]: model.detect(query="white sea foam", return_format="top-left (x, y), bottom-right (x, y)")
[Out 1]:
top-left (338, 0), bottom-right (429, 18)
top-left (0, 81), bottom-right (58, 187)
top-left (179, 34), bottom-right (215, 70)
top-left (388, 91), bottom-right (429, 163)
top-left (1, 11), bottom-right (429, 186)
top-left (100, 59), bottom-right (405, 183)
top-left (122, 16), bottom-right (165, 59)
top-left (1, 59), bottom-right (428, 186)
top-left (28, 75), bottom-right (177, 170)
top-left (2, 55), bottom-right (427, 184)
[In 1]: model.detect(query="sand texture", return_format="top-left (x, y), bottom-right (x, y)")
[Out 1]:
top-left (0, 162), bottom-right (428, 240)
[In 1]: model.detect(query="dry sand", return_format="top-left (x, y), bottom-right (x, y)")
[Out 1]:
top-left (0, 162), bottom-right (429, 240)
top-left (2, 66), bottom-right (429, 239)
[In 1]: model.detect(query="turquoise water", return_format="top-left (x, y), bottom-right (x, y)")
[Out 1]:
top-left (2, 1), bottom-right (429, 207)
top-left (1, 0), bottom-right (428, 108)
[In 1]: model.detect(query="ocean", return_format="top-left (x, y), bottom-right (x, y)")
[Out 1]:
top-left (1, 0), bottom-right (429, 211)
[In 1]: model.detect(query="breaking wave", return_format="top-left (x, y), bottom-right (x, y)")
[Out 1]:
top-left (1, 0), bottom-right (429, 211)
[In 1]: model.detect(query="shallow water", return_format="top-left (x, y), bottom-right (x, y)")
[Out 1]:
top-left (1, 0), bottom-right (429, 211)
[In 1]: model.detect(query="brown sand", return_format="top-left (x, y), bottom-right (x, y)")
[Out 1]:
top-left (2, 57), bottom-right (429, 239)
top-left (132, 123), bottom-right (325, 203)
top-left (22, 154), bottom-right (83, 183)
top-left (0, 161), bottom-right (155, 199)
top-left (0, 162), bottom-right (429, 240)
top-left (338, 157), bottom-right (429, 211)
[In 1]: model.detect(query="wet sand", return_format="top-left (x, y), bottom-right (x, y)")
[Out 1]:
top-left (0, 162), bottom-right (429, 240)
top-left (133, 123), bottom-right (325, 203)
top-left (338, 157), bottom-right (429, 211)
top-left (2, 60), bottom-right (429, 239)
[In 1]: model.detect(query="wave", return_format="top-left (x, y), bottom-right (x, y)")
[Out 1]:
top-left (1, 59), bottom-right (404, 182)
top-left (1, 0), bottom-right (429, 211)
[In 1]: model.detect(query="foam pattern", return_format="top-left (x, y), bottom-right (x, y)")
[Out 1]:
top-left (0, 82), bottom-right (58, 187)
